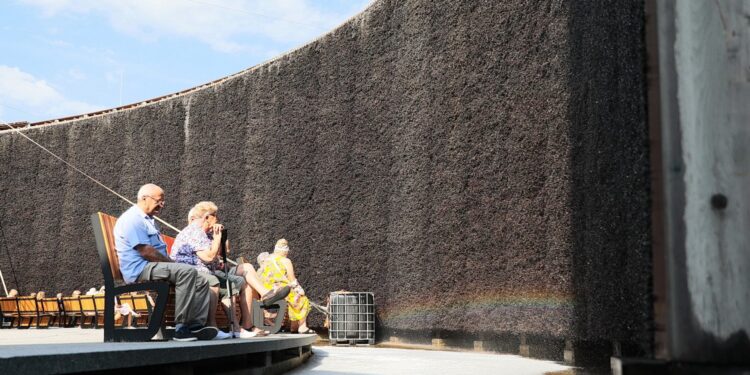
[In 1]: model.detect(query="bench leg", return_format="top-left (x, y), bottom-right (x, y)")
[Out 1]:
top-left (251, 299), bottom-right (288, 334)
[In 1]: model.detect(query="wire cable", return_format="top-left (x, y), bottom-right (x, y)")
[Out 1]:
top-left (0, 119), bottom-right (181, 233)
top-left (0, 119), bottom-right (238, 267)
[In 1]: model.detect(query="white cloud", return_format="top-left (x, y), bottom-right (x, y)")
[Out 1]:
top-left (20, 0), bottom-right (372, 53)
top-left (0, 65), bottom-right (101, 122)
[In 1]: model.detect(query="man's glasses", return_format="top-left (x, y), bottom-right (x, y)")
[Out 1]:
top-left (144, 195), bottom-right (165, 206)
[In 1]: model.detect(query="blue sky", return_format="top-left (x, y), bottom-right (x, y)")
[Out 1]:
top-left (0, 0), bottom-right (372, 124)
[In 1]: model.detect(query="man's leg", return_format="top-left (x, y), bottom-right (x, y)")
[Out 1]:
top-left (196, 273), bottom-right (221, 327)
top-left (184, 267), bottom-right (211, 329)
top-left (206, 286), bottom-right (219, 328)
top-left (139, 262), bottom-right (210, 328)
top-left (207, 287), bottom-right (218, 327)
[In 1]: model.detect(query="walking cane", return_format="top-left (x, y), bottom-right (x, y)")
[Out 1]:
top-left (220, 228), bottom-right (237, 337)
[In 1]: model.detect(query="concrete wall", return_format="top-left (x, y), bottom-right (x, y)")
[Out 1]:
top-left (658, 0), bottom-right (750, 363)
top-left (0, 0), bottom-right (651, 357)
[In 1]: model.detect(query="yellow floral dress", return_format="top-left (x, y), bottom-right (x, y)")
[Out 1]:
top-left (259, 254), bottom-right (310, 321)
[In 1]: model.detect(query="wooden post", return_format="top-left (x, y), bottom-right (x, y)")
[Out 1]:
top-left (563, 340), bottom-right (575, 365)
top-left (519, 334), bottom-right (530, 357)
top-left (431, 338), bottom-right (446, 349)
top-left (473, 340), bottom-right (485, 352)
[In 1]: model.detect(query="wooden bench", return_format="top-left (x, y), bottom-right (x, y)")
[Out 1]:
top-left (61, 296), bottom-right (83, 327)
top-left (91, 212), bottom-right (170, 342)
top-left (0, 296), bottom-right (60, 328)
top-left (78, 294), bottom-right (105, 328)
top-left (37, 297), bottom-right (62, 328)
top-left (118, 293), bottom-right (153, 327)
top-left (0, 297), bottom-right (18, 328)
top-left (16, 296), bottom-right (39, 328)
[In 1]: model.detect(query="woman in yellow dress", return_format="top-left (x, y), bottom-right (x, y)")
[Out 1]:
top-left (258, 239), bottom-right (312, 333)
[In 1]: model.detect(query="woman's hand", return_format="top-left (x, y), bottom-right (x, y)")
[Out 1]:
top-left (211, 224), bottom-right (224, 237)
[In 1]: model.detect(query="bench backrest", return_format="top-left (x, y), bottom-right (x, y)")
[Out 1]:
top-left (39, 298), bottom-right (60, 314)
top-left (118, 294), bottom-right (134, 309)
top-left (79, 295), bottom-right (97, 316)
top-left (0, 297), bottom-right (17, 316)
top-left (92, 212), bottom-right (176, 285)
top-left (16, 296), bottom-right (37, 316)
top-left (130, 294), bottom-right (151, 312)
top-left (94, 295), bottom-right (105, 311)
top-left (95, 212), bottom-right (123, 282)
top-left (162, 235), bottom-right (175, 255)
top-left (62, 297), bottom-right (81, 315)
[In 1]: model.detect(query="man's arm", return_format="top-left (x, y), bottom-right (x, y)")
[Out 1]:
top-left (135, 244), bottom-right (173, 262)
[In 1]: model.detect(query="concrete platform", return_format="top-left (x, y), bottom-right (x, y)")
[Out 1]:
top-left (0, 328), bottom-right (317, 374)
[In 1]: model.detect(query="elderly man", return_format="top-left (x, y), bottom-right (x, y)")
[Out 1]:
top-left (113, 183), bottom-right (217, 341)
top-left (170, 201), bottom-right (290, 338)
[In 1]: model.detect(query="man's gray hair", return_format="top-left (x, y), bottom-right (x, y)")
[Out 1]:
top-left (137, 183), bottom-right (162, 200)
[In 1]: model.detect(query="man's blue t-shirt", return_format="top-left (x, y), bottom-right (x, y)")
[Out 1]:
top-left (113, 205), bottom-right (168, 283)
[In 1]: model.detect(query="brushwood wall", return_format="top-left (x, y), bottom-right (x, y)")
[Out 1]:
top-left (0, 0), bottom-right (651, 356)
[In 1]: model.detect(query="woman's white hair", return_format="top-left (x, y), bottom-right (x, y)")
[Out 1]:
top-left (187, 201), bottom-right (218, 223)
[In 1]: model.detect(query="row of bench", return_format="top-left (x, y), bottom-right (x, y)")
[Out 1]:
top-left (0, 294), bottom-right (153, 329)
top-left (0, 292), bottom-right (251, 332)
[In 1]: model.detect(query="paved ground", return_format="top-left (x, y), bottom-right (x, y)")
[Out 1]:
top-left (0, 328), bottom-right (574, 375)
top-left (0, 327), bottom-right (103, 345)
top-left (290, 346), bottom-right (572, 375)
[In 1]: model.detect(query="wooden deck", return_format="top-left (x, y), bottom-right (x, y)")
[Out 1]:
top-left (0, 327), bottom-right (317, 374)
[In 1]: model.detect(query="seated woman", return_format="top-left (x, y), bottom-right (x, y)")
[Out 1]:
top-left (114, 297), bottom-right (140, 328)
top-left (171, 201), bottom-right (289, 339)
top-left (258, 239), bottom-right (313, 334)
